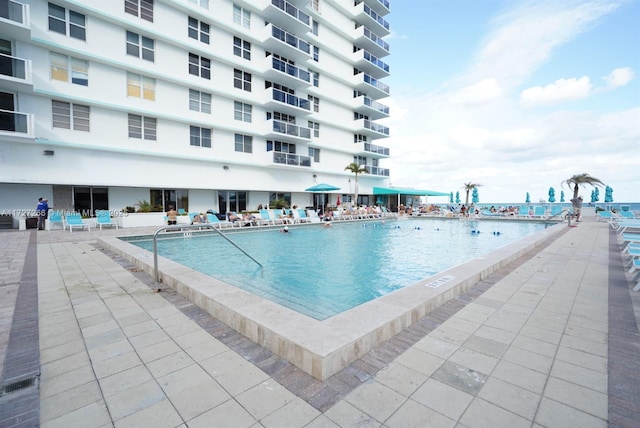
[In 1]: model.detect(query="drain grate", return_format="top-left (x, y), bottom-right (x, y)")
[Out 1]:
top-left (0, 376), bottom-right (38, 397)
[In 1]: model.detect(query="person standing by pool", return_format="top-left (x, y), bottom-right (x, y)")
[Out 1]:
top-left (36, 197), bottom-right (49, 230)
top-left (166, 205), bottom-right (178, 225)
top-left (570, 195), bottom-right (583, 222)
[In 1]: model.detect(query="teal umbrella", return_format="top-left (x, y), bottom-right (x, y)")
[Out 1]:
top-left (305, 183), bottom-right (341, 212)
top-left (525, 192), bottom-right (530, 203)
top-left (548, 187), bottom-right (556, 203)
top-left (604, 186), bottom-right (613, 203)
top-left (449, 192), bottom-right (454, 204)
top-left (455, 191), bottom-right (460, 204)
top-left (472, 187), bottom-right (479, 203)
top-left (560, 190), bottom-right (565, 203)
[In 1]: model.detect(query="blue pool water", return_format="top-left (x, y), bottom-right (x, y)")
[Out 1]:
top-left (126, 219), bottom-right (547, 320)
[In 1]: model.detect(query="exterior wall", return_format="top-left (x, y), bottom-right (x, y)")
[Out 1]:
top-left (0, 0), bottom-right (391, 218)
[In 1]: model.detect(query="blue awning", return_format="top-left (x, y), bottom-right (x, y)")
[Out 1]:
top-left (373, 187), bottom-right (449, 196)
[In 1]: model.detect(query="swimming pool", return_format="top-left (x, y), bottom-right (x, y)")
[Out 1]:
top-left (124, 218), bottom-right (546, 320)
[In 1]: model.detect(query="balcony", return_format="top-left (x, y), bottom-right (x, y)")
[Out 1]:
top-left (353, 25), bottom-right (389, 58)
top-left (272, 151), bottom-right (311, 167)
top-left (353, 49), bottom-right (390, 79)
top-left (262, 0), bottom-right (311, 35)
top-left (353, 72), bottom-right (389, 99)
top-left (0, 53), bottom-right (32, 91)
top-left (353, 96), bottom-right (389, 120)
top-left (265, 119), bottom-right (312, 142)
top-left (363, 142), bottom-right (389, 157)
top-left (264, 87), bottom-right (312, 116)
top-left (0, 0), bottom-right (31, 41)
top-left (366, 165), bottom-right (390, 177)
top-left (263, 55), bottom-right (311, 88)
top-left (260, 24), bottom-right (311, 63)
top-left (361, 0), bottom-right (390, 16)
top-left (354, 118), bottom-right (389, 139)
top-left (354, 2), bottom-right (390, 36)
top-left (0, 109), bottom-right (35, 140)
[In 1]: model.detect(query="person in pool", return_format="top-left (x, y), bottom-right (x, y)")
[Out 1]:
top-left (280, 226), bottom-right (289, 233)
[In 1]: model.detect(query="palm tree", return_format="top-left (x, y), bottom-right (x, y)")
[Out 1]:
top-left (344, 162), bottom-right (368, 206)
top-left (562, 173), bottom-right (604, 199)
top-left (462, 182), bottom-right (481, 206)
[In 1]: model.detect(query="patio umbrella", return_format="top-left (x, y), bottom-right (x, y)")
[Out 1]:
top-left (548, 187), bottom-right (556, 203)
top-left (604, 186), bottom-right (613, 203)
top-left (455, 191), bottom-right (460, 204)
top-left (305, 183), bottom-right (341, 213)
top-left (472, 187), bottom-right (479, 204)
top-left (450, 192), bottom-right (454, 204)
top-left (525, 192), bottom-right (530, 203)
top-left (560, 190), bottom-right (565, 203)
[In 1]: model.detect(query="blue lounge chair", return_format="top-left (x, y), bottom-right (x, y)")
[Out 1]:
top-left (258, 209), bottom-right (284, 226)
top-left (65, 213), bottom-right (90, 232)
top-left (96, 210), bottom-right (118, 230)
top-left (207, 215), bottom-right (233, 229)
top-left (596, 211), bottom-right (615, 221)
top-left (47, 210), bottom-right (64, 230)
top-left (619, 211), bottom-right (636, 219)
top-left (295, 209), bottom-right (312, 223)
top-left (178, 208), bottom-right (186, 215)
top-left (532, 206), bottom-right (546, 218)
top-left (550, 205), bottom-right (564, 218)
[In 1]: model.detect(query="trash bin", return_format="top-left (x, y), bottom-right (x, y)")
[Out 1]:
top-left (26, 217), bottom-right (38, 229)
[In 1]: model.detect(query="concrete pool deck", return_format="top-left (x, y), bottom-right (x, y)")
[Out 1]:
top-left (1, 217), bottom-right (639, 427)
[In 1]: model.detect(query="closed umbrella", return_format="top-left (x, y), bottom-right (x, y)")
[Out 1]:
top-left (525, 192), bottom-right (530, 203)
top-left (560, 190), bottom-right (565, 203)
top-left (472, 188), bottom-right (479, 204)
top-left (548, 187), bottom-right (556, 203)
top-left (449, 192), bottom-right (454, 204)
top-left (455, 191), bottom-right (460, 204)
top-left (604, 186), bottom-right (613, 203)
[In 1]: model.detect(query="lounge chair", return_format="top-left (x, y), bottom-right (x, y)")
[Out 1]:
top-left (207, 215), bottom-right (233, 229)
top-left (178, 208), bottom-right (186, 215)
top-left (596, 211), bottom-right (616, 221)
top-left (96, 210), bottom-right (118, 230)
top-left (258, 209), bottom-right (285, 226)
top-left (294, 209), bottom-right (311, 224)
top-left (532, 206), bottom-right (546, 218)
top-left (550, 205), bottom-right (564, 218)
top-left (65, 212), bottom-right (90, 232)
top-left (619, 211), bottom-right (636, 219)
top-left (47, 210), bottom-right (64, 230)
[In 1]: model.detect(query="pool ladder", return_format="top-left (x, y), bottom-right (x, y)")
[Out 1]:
top-left (152, 224), bottom-right (263, 283)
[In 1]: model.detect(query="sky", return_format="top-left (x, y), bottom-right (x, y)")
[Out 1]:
top-left (379, 0), bottom-right (639, 204)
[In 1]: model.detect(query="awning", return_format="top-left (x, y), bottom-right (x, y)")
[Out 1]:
top-left (373, 187), bottom-right (450, 197)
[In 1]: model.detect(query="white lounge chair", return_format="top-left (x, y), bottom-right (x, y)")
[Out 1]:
top-left (96, 210), bottom-right (118, 230)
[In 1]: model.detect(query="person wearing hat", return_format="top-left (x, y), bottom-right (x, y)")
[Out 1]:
top-left (36, 197), bottom-right (49, 230)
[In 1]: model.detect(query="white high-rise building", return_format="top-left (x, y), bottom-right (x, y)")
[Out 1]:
top-left (0, 0), bottom-right (390, 219)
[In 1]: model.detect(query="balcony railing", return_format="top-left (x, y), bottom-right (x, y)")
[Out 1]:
top-left (363, 4), bottom-right (389, 31)
top-left (271, 56), bottom-right (310, 83)
top-left (271, 0), bottom-right (310, 26)
top-left (366, 165), bottom-right (389, 176)
top-left (273, 151), bottom-right (311, 167)
top-left (272, 120), bottom-right (311, 139)
top-left (0, 53), bottom-right (29, 80)
top-left (271, 88), bottom-right (310, 111)
top-left (363, 50), bottom-right (389, 73)
top-left (0, 109), bottom-right (33, 135)
top-left (364, 142), bottom-right (389, 156)
top-left (271, 25), bottom-right (310, 55)
top-left (363, 26), bottom-right (389, 53)
top-left (364, 119), bottom-right (389, 136)
top-left (363, 97), bottom-right (389, 115)
top-left (363, 73), bottom-right (389, 94)
top-left (0, 0), bottom-right (27, 25)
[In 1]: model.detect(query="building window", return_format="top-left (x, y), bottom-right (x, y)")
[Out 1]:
top-left (308, 147), bottom-right (320, 162)
top-left (354, 155), bottom-right (367, 166)
top-left (189, 89), bottom-right (212, 113)
top-left (125, 0), bottom-right (154, 22)
top-left (128, 114), bottom-right (156, 140)
top-left (233, 69), bottom-right (251, 91)
top-left (233, 37), bottom-right (251, 60)
top-left (219, 191), bottom-right (247, 214)
top-left (309, 69), bottom-right (319, 87)
top-left (50, 52), bottom-right (88, 86)
top-left (127, 73), bottom-right (155, 100)
top-left (233, 101), bottom-right (252, 122)
top-left (190, 126), bottom-right (212, 148)
top-left (188, 0), bottom-right (208, 8)
top-left (48, 3), bottom-right (86, 40)
top-left (52, 100), bottom-right (90, 131)
top-left (312, 20), bottom-right (319, 36)
top-left (188, 16), bottom-right (210, 44)
top-left (313, 46), bottom-right (319, 62)
top-left (235, 134), bottom-right (252, 153)
top-left (126, 31), bottom-right (155, 62)
top-left (308, 121), bottom-right (319, 137)
top-left (354, 134), bottom-right (367, 143)
top-left (233, 4), bottom-right (250, 28)
top-left (189, 53), bottom-right (211, 79)
top-left (266, 140), bottom-right (295, 153)
top-left (308, 95), bottom-right (319, 112)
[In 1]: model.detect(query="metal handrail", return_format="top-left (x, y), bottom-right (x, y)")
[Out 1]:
top-left (544, 209), bottom-right (570, 228)
top-left (153, 224), bottom-right (262, 283)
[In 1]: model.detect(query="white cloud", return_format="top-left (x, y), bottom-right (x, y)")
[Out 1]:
top-left (450, 79), bottom-right (503, 106)
top-left (519, 76), bottom-right (592, 106)
top-left (603, 66), bottom-right (635, 89)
